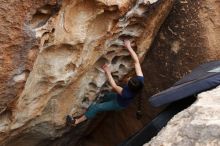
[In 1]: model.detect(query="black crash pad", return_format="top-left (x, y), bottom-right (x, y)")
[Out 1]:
top-left (118, 97), bottom-right (196, 146)
top-left (149, 61), bottom-right (220, 107)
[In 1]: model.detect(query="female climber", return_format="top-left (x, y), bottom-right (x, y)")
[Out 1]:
top-left (66, 40), bottom-right (144, 126)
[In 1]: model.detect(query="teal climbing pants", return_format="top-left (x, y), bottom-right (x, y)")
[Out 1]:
top-left (84, 93), bottom-right (124, 119)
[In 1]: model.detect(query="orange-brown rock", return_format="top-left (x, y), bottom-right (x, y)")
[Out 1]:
top-left (1, 0), bottom-right (219, 145)
top-left (71, 0), bottom-right (220, 146)
top-left (0, 0), bottom-right (174, 146)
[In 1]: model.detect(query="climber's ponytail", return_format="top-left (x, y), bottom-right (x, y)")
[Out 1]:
top-left (136, 91), bottom-right (143, 120)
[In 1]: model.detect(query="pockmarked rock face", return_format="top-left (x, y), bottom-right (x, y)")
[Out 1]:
top-left (0, 0), bottom-right (174, 145)
top-left (76, 1), bottom-right (220, 145)
top-left (144, 86), bottom-right (220, 146)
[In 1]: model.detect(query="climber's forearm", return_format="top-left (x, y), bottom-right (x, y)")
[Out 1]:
top-left (127, 46), bottom-right (139, 63)
top-left (127, 46), bottom-right (143, 76)
top-left (106, 71), bottom-right (117, 87)
top-left (106, 71), bottom-right (123, 94)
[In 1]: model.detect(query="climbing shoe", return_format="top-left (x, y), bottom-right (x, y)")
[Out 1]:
top-left (66, 115), bottom-right (76, 126)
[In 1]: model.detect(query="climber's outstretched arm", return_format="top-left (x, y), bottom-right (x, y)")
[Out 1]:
top-left (124, 40), bottom-right (143, 77)
top-left (102, 64), bottom-right (123, 95)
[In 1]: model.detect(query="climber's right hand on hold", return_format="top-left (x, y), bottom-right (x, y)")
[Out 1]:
top-left (124, 39), bottom-right (132, 49)
top-left (124, 39), bottom-right (136, 49)
top-left (102, 64), bottom-right (110, 73)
